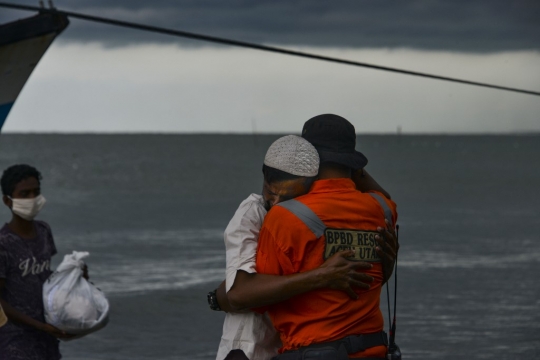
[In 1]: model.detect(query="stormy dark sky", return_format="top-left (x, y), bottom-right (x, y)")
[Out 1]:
top-left (2, 0), bottom-right (539, 133)
top-left (2, 0), bottom-right (540, 51)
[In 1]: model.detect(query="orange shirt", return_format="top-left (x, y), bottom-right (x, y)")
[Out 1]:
top-left (255, 178), bottom-right (397, 358)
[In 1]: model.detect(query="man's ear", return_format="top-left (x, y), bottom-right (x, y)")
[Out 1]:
top-left (2, 195), bottom-right (11, 208)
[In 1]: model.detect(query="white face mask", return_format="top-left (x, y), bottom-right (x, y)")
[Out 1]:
top-left (9, 195), bottom-right (46, 221)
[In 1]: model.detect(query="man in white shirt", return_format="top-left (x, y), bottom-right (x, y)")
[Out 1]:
top-left (211, 135), bottom-right (397, 360)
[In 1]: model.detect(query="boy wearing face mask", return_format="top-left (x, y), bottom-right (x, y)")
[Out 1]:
top-left (0, 164), bottom-right (71, 360)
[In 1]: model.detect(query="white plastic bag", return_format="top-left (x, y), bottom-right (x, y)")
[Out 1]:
top-left (43, 251), bottom-right (109, 340)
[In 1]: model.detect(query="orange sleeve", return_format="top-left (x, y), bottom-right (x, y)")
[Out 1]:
top-left (255, 226), bottom-right (283, 276)
top-left (255, 224), bottom-right (296, 276)
top-left (252, 221), bottom-right (296, 314)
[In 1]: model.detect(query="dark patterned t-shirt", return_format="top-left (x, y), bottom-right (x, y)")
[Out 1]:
top-left (0, 221), bottom-right (61, 359)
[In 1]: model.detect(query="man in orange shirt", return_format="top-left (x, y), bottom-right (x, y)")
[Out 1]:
top-left (256, 114), bottom-right (397, 360)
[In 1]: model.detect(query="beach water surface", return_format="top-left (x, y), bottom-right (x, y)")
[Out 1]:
top-left (0, 134), bottom-right (538, 359)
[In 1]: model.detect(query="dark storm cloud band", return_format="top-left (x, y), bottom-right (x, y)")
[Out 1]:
top-left (2, 1), bottom-right (539, 97)
top-left (1, 0), bottom-right (539, 51)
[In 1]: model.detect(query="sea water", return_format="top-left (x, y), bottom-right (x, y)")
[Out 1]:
top-left (0, 134), bottom-right (538, 359)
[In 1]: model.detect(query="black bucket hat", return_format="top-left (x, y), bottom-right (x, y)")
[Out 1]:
top-left (301, 114), bottom-right (368, 170)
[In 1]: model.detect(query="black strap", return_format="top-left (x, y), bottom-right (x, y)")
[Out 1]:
top-left (301, 331), bottom-right (388, 354)
top-left (273, 354), bottom-right (384, 360)
top-left (274, 331), bottom-right (388, 360)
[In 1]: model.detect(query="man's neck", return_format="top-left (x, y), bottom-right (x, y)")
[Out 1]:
top-left (318, 163), bottom-right (352, 179)
top-left (8, 216), bottom-right (36, 239)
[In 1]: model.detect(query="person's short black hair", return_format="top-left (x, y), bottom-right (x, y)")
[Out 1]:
top-left (262, 164), bottom-right (303, 184)
top-left (1, 164), bottom-right (42, 197)
top-left (262, 164), bottom-right (317, 188)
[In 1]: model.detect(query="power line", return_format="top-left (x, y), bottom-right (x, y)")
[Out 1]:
top-left (1, 2), bottom-right (539, 97)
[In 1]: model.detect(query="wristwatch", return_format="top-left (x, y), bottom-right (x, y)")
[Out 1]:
top-left (207, 289), bottom-right (222, 311)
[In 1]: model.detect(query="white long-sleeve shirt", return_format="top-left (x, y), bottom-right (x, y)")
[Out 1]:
top-left (216, 194), bottom-right (281, 360)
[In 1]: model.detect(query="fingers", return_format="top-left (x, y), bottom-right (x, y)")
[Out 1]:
top-left (374, 226), bottom-right (396, 282)
top-left (377, 220), bottom-right (397, 242)
top-left (47, 329), bottom-right (71, 339)
top-left (349, 260), bottom-right (373, 270)
top-left (349, 272), bottom-right (374, 284)
top-left (320, 250), bottom-right (354, 269)
top-left (376, 226), bottom-right (395, 245)
top-left (341, 272), bottom-right (378, 298)
top-left (45, 324), bottom-right (71, 338)
top-left (341, 279), bottom-right (368, 298)
top-left (375, 242), bottom-right (395, 277)
top-left (324, 250), bottom-right (370, 268)
top-left (385, 219), bottom-right (397, 235)
top-left (382, 219), bottom-right (400, 251)
top-left (333, 270), bottom-right (372, 292)
top-left (375, 245), bottom-right (395, 263)
top-left (375, 233), bottom-right (396, 258)
top-left (55, 329), bottom-right (76, 339)
top-left (375, 247), bottom-right (393, 264)
top-left (348, 279), bottom-right (371, 290)
top-left (345, 287), bottom-right (359, 300)
top-left (346, 272), bottom-right (372, 290)
top-left (333, 249), bottom-right (355, 258)
top-left (375, 239), bottom-right (395, 258)
top-left (332, 252), bottom-right (374, 269)
top-left (322, 250), bottom-right (354, 265)
top-left (52, 329), bottom-right (68, 337)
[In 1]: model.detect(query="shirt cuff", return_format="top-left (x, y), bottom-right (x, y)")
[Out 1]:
top-left (225, 262), bottom-right (256, 293)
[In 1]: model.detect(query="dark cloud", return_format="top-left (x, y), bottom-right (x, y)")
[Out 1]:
top-left (1, 0), bottom-right (539, 51)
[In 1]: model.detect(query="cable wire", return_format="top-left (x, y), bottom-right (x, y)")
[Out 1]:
top-left (1, 2), bottom-right (539, 97)
top-left (389, 225), bottom-right (399, 347)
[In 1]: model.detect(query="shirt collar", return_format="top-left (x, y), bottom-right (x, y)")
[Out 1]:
top-left (309, 178), bottom-right (356, 194)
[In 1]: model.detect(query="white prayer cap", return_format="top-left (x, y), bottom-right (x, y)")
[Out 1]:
top-left (264, 135), bottom-right (319, 177)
